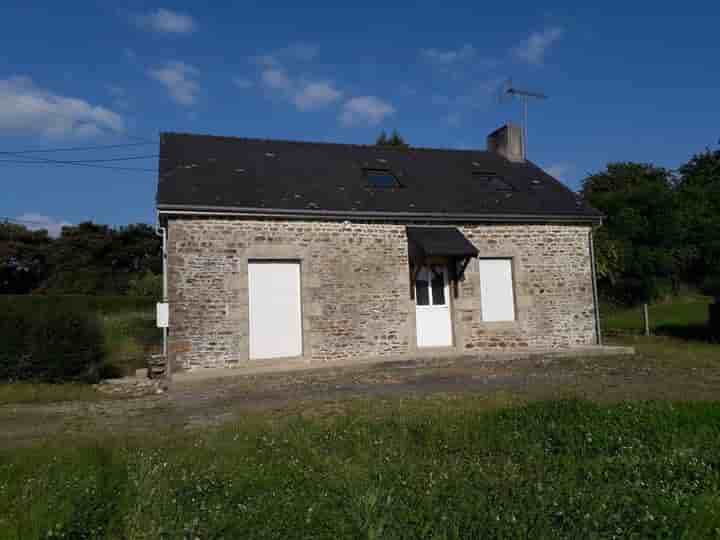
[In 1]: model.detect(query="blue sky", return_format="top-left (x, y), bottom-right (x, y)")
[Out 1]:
top-left (2, 2), bottom-right (719, 233)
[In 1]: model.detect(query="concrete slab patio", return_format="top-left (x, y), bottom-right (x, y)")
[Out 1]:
top-left (168, 345), bottom-right (635, 384)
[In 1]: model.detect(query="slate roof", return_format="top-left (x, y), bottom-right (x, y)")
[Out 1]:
top-left (157, 132), bottom-right (602, 223)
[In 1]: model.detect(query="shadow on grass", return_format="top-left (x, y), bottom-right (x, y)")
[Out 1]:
top-left (605, 324), bottom-right (718, 346)
top-left (654, 323), bottom-right (718, 343)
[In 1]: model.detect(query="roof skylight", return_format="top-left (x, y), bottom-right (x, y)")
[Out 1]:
top-left (364, 168), bottom-right (401, 188)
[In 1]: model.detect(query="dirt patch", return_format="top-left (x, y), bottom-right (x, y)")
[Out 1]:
top-left (2, 352), bottom-right (720, 448)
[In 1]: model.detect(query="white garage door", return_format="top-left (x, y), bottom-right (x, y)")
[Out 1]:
top-left (479, 259), bottom-right (516, 322)
top-left (248, 262), bottom-right (302, 359)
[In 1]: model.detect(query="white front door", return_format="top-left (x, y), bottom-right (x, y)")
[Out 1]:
top-left (415, 265), bottom-right (453, 347)
top-left (248, 262), bottom-right (302, 359)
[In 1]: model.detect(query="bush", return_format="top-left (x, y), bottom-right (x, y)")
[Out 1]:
top-left (0, 297), bottom-right (105, 382)
top-left (697, 276), bottom-right (720, 337)
top-left (101, 311), bottom-right (159, 376)
top-left (127, 271), bottom-right (162, 299)
top-left (0, 294), bottom-right (155, 315)
top-left (700, 274), bottom-right (720, 300)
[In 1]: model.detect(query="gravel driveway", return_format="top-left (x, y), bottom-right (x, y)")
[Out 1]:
top-left (2, 352), bottom-right (720, 448)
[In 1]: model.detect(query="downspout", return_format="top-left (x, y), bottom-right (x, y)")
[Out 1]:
top-left (155, 211), bottom-right (170, 374)
top-left (589, 226), bottom-right (602, 345)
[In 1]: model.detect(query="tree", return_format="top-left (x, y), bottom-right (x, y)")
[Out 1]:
top-left (0, 219), bottom-right (161, 296)
top-left (675, 148), bottom-right (720, 333)
top-left (675, 148), bottom-right (720, 286)
top-left (40, 222), bottom-right (161, 295)
top-left (110, 223), bottom-right (162, 276)
top-left (40, 222), bottom-right (116, 294)
top-left (375, 129), bottom-right (409, 148)
top-left (127, 271), bottom-right (162, 299)
top-left (581, 162), bottom-right (679, 305)
top-left (0, 221), bottom-right (52, 294)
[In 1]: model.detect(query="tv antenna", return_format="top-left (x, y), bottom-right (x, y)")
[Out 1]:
top-left (499, 78), bottom-right (548, 157)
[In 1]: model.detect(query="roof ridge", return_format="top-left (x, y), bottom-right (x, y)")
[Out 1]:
top-left (160, 131), bottom-right (494, 155)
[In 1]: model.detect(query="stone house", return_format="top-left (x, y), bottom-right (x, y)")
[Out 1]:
top-left (156, 124), bottom-right (603, 372)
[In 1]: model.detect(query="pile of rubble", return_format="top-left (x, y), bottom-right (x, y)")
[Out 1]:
top-left (94, 368), bottom-right (169, 398)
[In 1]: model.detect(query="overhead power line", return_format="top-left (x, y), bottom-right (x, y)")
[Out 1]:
top-left (0, 141), bottom-right (154, 154)
top-left (120, 133), bottom-right (157, 145)
top-left (0, 162), bottom-right (155, 172)
top-left (0, 154), bottom-right (159, 164)
top-left (0, 151), bottom-right (156, 172)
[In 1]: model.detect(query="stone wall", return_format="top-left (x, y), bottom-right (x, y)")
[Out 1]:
top-left (456, 225), bottom-right (597, 351)
top-left (166, 217), bottom-right (597, 370)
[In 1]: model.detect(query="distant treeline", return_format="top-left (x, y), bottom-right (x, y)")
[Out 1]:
top-left (0, 221), bottom-right (161, 297)
top-left (583, 147), bottom-right (720, 306)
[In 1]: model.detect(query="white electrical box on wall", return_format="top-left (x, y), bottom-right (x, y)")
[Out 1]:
top-left (156, 302), bottom-right (169, 328)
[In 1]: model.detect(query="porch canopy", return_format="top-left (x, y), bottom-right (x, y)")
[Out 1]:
top-left (406, 227), bottom-right (478, 262)
top-left (406, 227), bottom-right (479, 298)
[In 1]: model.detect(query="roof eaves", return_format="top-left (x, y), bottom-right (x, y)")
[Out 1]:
top-left (156, 204), bottom-right (603, 225)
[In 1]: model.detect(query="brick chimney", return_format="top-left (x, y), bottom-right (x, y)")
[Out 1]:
top-left (487, 124), bottom-right (524, 162)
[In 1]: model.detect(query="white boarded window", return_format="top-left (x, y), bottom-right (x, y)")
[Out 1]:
top-left (479, 259), bottom-right (516, 322)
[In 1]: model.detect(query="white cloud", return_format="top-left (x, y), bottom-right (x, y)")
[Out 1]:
top-left (421, 44), bottom-right (476, 65)
top-left (545, 162), bottom-right (575, 181)
top-left (261, 68), bottom-right (293, 91)
top-left (135, 8), bottom-right (195, 34)
top-left (0, 76), bottom-right (124, 138)
top-left (232, 77), bottom-right (254, 89)
top-left (292, 81), bottom-right (342, 111)
top-left (259, 67), bottom-right (342, 111)
top-left (148, 61), bottom-right (199, 105)
top-left (16, 213), bottom-right (71, 238)
top-left (339, 96), bottom-right (395, 127)
top-left (513, 26), bottom-right (564, 66)
top-left (251, 44), bottom-right (343, 111)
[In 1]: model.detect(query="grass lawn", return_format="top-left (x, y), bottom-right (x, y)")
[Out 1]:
top-left (2, 398), bottom-right (720, 539)
top-left (602, 295), bottom-right (712, 338)
top-left (610, 333), bottom-right (720, 369)
top-left (0, 382), bottom-right (106, 405)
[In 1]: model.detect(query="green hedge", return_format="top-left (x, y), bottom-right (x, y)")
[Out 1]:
top-left (0, 295), bottom-right (155, 315)
top-left (0, 296), bottom-right (125, 382)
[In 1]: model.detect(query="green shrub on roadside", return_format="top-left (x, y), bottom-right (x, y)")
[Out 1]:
top-left (0, 297), bottom-right (105, 382)
top-left (0, 295), bottom-right (159, 380)
top-left (0, 294), bottom-right (155, 315)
